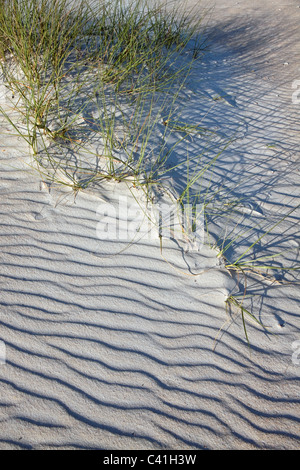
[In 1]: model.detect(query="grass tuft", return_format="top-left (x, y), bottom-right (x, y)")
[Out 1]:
top-left (1, 0), bottom-right (299, 351)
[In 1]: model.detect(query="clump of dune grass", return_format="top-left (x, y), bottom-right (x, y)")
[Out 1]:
top-left (0, 0), bottom-right (99, 149)
top-left (1, 0), bottom-right (299, 351)
top-left (0, 0), bottom-right (206, 189)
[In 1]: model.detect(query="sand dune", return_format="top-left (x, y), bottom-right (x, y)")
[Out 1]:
top-left (0, 0), bottom-right (300, 450)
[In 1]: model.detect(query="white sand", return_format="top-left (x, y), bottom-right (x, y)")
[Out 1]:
top-left (0, 0), bottom-right (299, 450)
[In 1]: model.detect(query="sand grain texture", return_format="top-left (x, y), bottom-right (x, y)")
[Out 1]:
top-left (0, 0), bottom-right (300, 450)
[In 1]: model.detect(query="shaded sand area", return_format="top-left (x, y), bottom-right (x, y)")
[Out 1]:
top-left (0, 1), bottom-right (300, 449)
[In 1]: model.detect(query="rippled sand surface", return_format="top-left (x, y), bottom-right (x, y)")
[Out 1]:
top-left (0, 0), bottom-right (299, 449)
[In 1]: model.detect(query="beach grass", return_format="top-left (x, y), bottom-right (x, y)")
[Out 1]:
top-left (0, 0), bottom-right (299, 347)
top-left (0, 0), bottom-right (206, 191)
